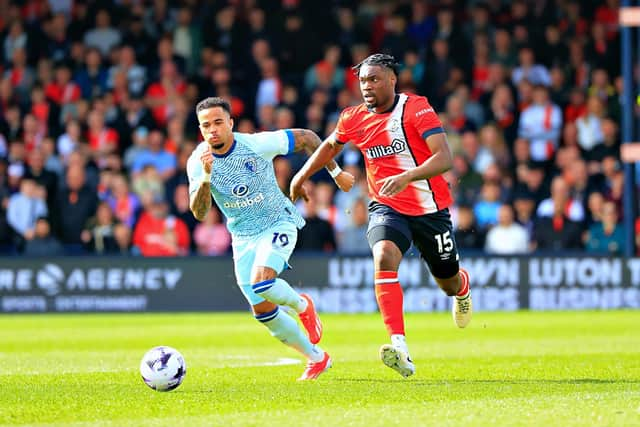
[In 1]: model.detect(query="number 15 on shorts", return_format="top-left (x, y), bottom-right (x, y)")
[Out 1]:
top-left (435, 231), bottom-right (453, 253)
top-left (272, 232), bottom-right (289, 247)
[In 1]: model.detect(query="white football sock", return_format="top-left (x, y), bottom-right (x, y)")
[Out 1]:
top-left (391, 334), bottom-right (410, 356)
top-left (255, 307), bottom-right (324, 362)
top-left (252, 278), bottom-right (308, 313)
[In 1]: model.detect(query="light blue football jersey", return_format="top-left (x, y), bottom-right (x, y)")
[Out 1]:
top-left (186, 130), bottom-right (305, 238)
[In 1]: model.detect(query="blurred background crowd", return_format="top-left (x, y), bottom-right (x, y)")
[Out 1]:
top-left (0, 0), bottom-right (637, 257)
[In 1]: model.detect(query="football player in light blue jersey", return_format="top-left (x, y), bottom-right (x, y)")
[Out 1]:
top-left (187, 97), bottom-right (354, 380)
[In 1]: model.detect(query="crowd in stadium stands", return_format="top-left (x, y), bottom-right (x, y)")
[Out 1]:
top-left (0, 0), bottom-right (638, 257)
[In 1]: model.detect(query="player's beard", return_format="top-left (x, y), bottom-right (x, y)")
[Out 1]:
top-left (208, 138), bottom-right (225, 151)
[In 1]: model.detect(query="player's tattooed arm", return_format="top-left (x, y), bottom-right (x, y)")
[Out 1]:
top-left (190, 146), bottom-right (214, 221)
top-left (290, 129), bottom-right (340, 172)
top-left (190, 183), bottom-right (212, 221)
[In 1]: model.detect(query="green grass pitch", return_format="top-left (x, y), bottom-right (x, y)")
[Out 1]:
top-left (1, 311), bottom-right (639, 427)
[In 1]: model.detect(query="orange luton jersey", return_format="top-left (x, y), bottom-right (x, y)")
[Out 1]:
top-left (334, 93), bottom-right (453, 216)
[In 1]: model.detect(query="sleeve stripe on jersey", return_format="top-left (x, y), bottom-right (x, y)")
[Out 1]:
top-left (285, 129), bottom-right (295, 154)
top-left (334, 138), bottom-right (347, 145)
top-left (421, 127), bottom-right (444, 139)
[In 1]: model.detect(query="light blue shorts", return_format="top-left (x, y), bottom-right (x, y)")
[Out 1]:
top-left (232, 221), bottom-right (299, 306)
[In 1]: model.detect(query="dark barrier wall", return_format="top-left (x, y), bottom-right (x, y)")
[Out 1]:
top-left (1, 256), bottom-right (639, 313)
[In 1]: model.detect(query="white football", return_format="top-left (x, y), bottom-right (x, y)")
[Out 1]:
top-left (140, 346), bottom-right (186, 391)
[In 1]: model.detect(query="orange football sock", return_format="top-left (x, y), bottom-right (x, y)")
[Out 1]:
top-left (374, 270), bottom-right (405, 336)
top-left (457, 268), bottom-right (470, 297)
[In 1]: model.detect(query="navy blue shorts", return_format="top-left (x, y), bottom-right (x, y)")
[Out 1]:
top-left (366, 201), bottom-right (460, 279)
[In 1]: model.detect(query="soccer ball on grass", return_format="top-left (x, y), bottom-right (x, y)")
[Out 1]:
top-left (140, 346), bottom-right (186, 391)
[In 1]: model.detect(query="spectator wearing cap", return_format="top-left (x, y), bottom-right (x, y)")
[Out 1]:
top-left (23, 216), bottom-right (64, 256)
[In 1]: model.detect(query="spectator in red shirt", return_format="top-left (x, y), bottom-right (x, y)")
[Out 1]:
top-left (145, 60), bottom-right (186, 127)
top-left (594, 0), bottom-right (620, 41)
top-left (132, 196), bottom-right (190, 256)
top-left (86, 109), bottom-right (118, 166)
top-left (45, 63), bottom-right (81, 106)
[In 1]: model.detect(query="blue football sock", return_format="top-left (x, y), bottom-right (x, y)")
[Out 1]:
top-left (252, 278), bottom-right (307, 313)
top-left (255, 307), bottom-right (323, 362)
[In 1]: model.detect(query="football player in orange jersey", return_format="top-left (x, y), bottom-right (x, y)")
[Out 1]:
top-left (290, 54), bottom-right (472, 378)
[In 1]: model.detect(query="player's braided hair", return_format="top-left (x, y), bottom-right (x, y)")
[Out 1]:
top-left (352, 53), bottom-right (400, 76)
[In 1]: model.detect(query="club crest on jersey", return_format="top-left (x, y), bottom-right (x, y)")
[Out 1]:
top-left (365, 139), bottom-right (406, 159)
top-left (232, 183), bottom-right (249, 197)
top-left (244, 158), bottom-right (257, 173)
top-left (388, 118), bottom-right (400, 132)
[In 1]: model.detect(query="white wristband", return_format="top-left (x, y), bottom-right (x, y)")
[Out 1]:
top-left (202, 172), bottom-right (211, 183)
top-left (328, 165), bottom-right (342, 178)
